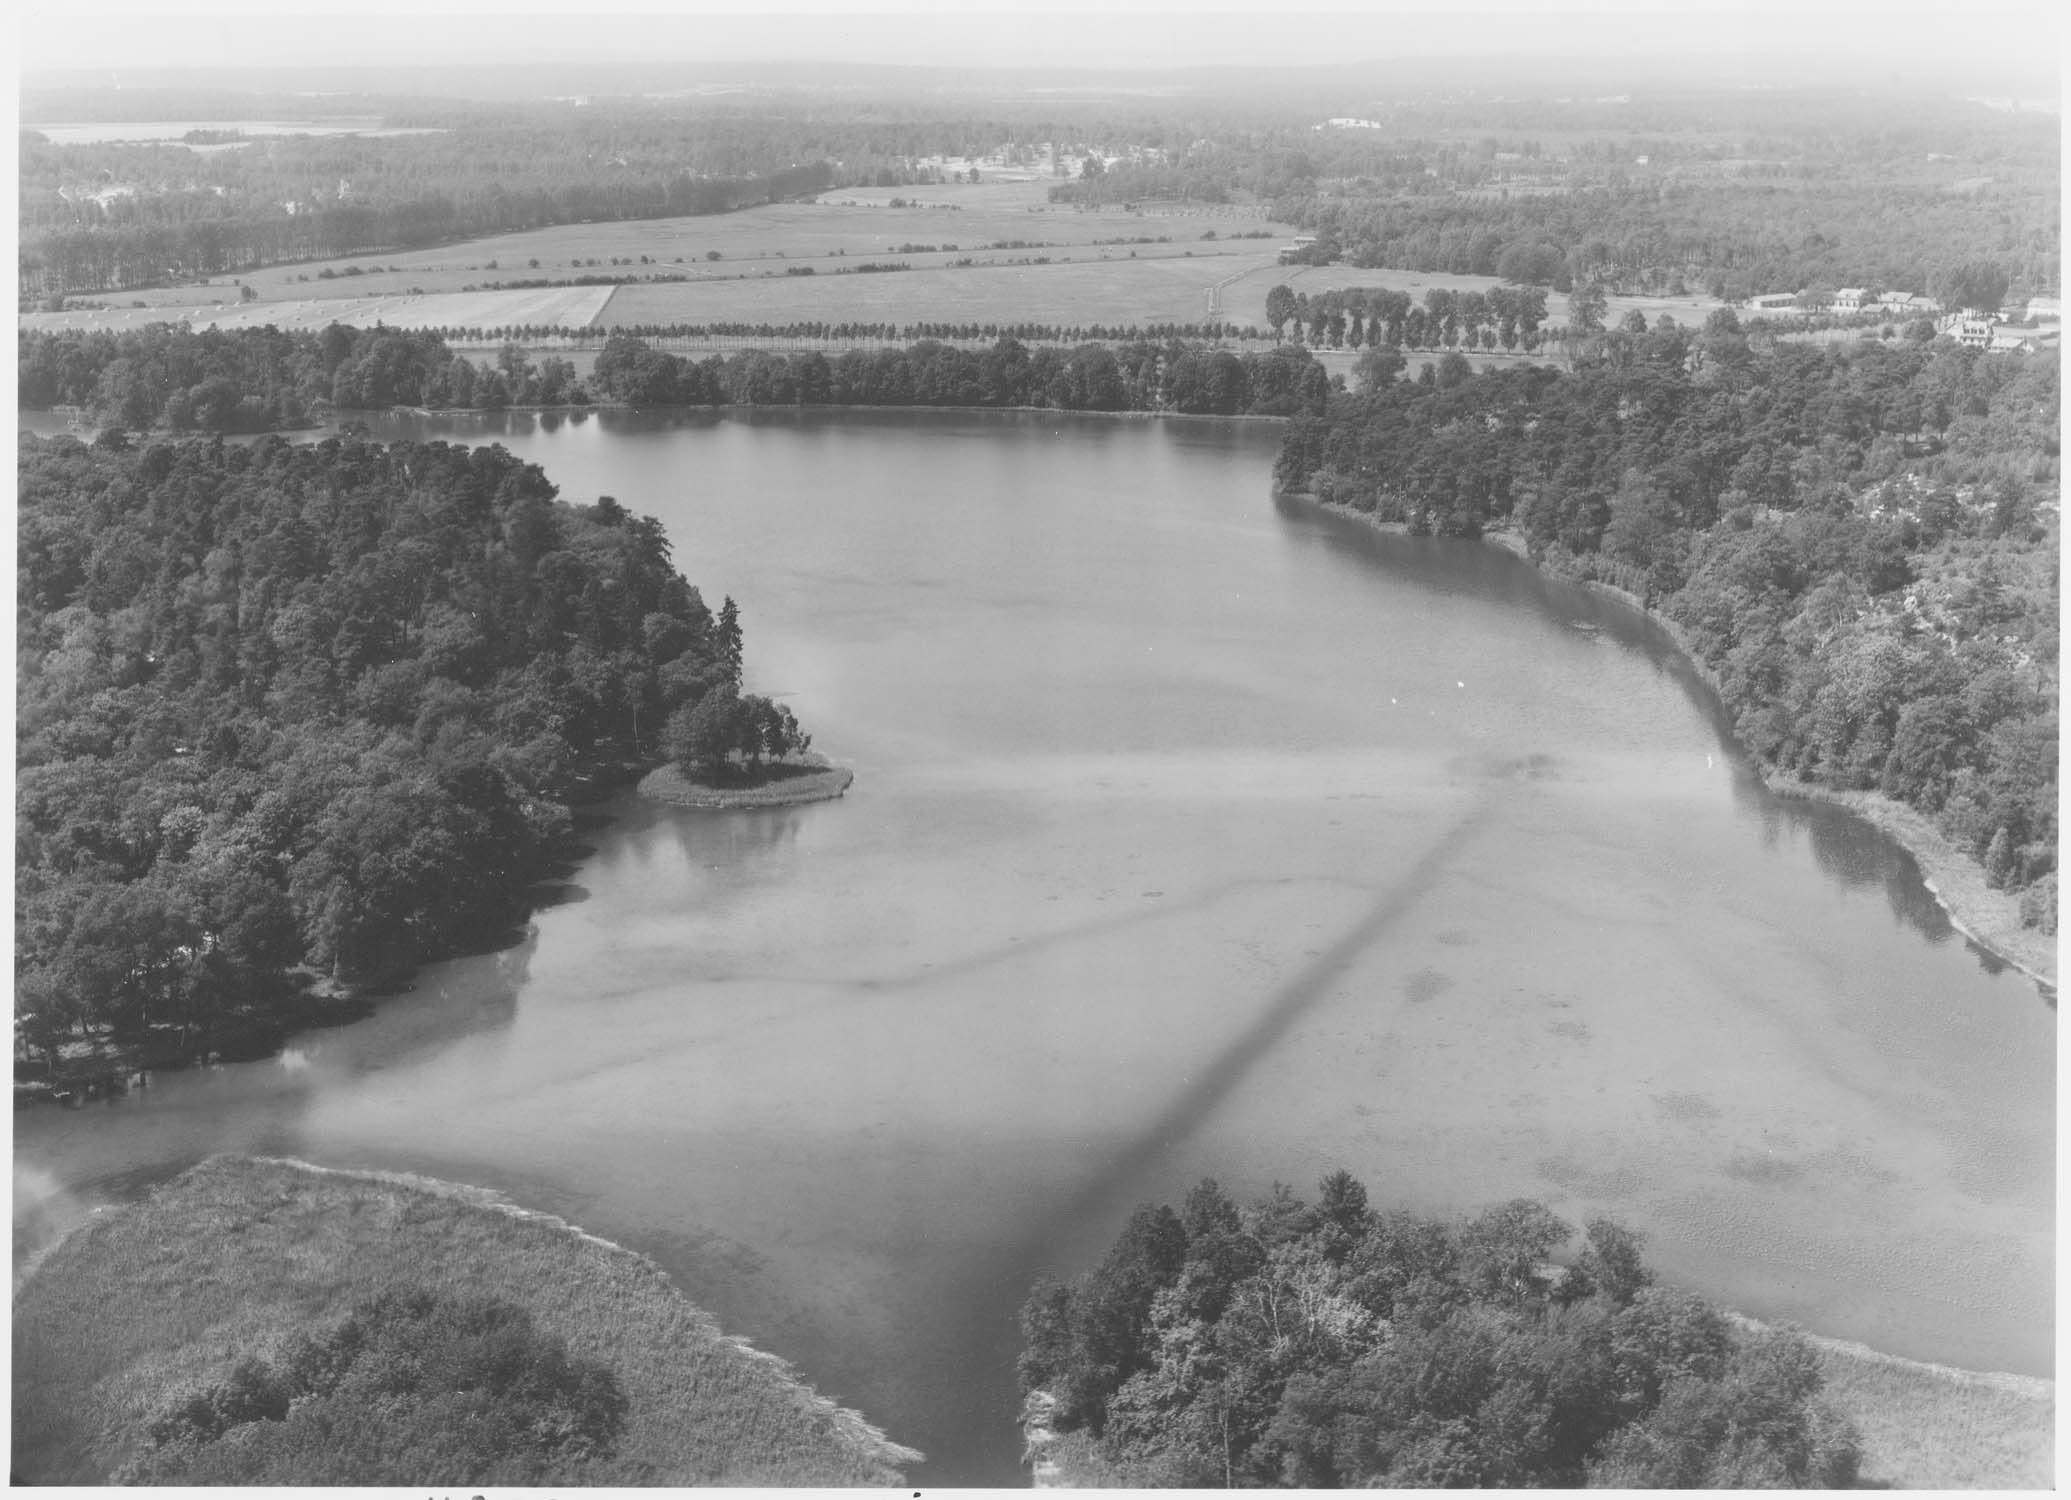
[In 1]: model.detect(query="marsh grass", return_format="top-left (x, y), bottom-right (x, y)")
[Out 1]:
top-left (11, 1155), bottom-right (920, 1486)
top-left (1807, 1335), bottom-right (2054, 1490)
top-left (639, 756), bottom-right (854, 809)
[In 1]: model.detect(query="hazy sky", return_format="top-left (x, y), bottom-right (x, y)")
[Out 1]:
top-left (17, 1), bottom-right (2064, 77)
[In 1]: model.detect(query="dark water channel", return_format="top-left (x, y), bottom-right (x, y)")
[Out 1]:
top-left (15, 409), bottom-right (2053, 1484)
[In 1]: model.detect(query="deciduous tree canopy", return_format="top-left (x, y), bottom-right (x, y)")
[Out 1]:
top-left (16, 431), bottom-right (761, 1066)
top-left (1022, 1176), bottom-right (1863, 1488)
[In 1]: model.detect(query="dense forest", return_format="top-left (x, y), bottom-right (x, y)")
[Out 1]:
top-left (1020, 1174), bottom-right (1863, 1486)
top-left (1275, 321), bottom-right (2059, 927)
top-left (15, 431), bottom-right (756, 1072)
top-left (17, 324), bottom-right (1337, 423)
top-left (1049, 92), bottom-right (2059, 304)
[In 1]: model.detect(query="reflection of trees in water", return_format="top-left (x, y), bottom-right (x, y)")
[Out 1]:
top-left (396, 925), bottom-right (537, 1052)
top-left (658, 806), bottom-right (806, 872)
top-left (1281, 505), bottom-right (1989, 967)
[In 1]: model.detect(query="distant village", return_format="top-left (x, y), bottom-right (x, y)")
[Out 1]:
top-left (1743, 287), bottom-right (2061, 353)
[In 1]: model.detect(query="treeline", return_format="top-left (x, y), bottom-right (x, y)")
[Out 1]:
top-left (1042, 91), bottom-right (2058, 303)
top-left (590, 333), bottom-right (1332, 415)
top-left (20, 324), bottom-right (1337, 426)
top-left (23, 152), bottom-right (833, 298)
top-left (1273, 181), bottom-right (2059, 305)
top-left (20, 325), bottom-right (591, 430)
top-left (1274, 319), bottom-right (2059, 925)
top-left (1267, 283), bottom-right (1552, 351)
top-left (1021, 1174), bottom-right (1863, 1486)
top-left (586, 319), bottom-right (1270, 345)
top-left (16, 432), bottom-right (765, 1069)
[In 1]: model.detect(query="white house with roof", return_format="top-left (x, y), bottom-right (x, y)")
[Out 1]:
top-left (1832, 288), bottom-right (1869, 313)
top-left (2025, 296), bottom-right (2061, 322)
top-left (1989, 326), bottom-right (2059, 354)
top-left (1944, 314), bottom-right (1995, 347)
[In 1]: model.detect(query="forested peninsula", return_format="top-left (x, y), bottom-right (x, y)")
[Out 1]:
top-left (1018, 1174), bottom-right (2050, 1488)
top-left (15, 430), bottom-right (762, 1085)
top-left (1275, 320), bottom-right (2059, 957)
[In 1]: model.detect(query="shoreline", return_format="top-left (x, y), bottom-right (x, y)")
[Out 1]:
top-left (637, 754), bottom-right (855, 808)
top-left (1310, 497), bottom-right (2056, 992)
top-left (12, 1154), bottom-right (921, 1485)
top-left (23, 396), bottom-right (1297, 438)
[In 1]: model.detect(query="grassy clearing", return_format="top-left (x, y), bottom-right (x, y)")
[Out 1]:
top-left (1805, 1332), bottom-right (2054, 1489)
top-left (11, 1154), bottom-right (920, 1486)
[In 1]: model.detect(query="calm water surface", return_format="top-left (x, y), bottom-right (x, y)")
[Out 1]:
top-left (16, 409), bottom-right (2054, 1483)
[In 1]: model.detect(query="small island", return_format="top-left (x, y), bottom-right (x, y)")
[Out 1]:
top-left (639, 753), bottom-right (854, 809)
top-left (636, 676), bottom-right (852, 809)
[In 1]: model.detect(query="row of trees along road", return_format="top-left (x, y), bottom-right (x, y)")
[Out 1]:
top-left (16, 429), bottom-right (784, 1070)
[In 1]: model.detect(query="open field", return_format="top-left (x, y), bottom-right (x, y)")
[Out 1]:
top-left (12, 1155), bottom-right (920, 1486)
top-left (599, 248), bottom-right (1282, 329)
top-left (1801, 1327), bottom-right (2054, 1489)
top-left (38, 176), bottom-right (1291, 314)
top-left (23, 284), bottom-right (617, 336)
top-left (24, 251), bottom-right (1287, 340)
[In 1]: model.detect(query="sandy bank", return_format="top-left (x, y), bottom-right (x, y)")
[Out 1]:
top-left (637, 753), bottom-right (855, 808)
top-left (1310, 499), bottom-right (2053, 990)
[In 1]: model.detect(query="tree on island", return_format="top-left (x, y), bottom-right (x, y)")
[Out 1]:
top-left (664, 685), bottom-right (810, 782)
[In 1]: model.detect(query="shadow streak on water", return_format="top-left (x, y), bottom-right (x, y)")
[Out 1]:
top-left (1272, 497), bottom-right (2033, 995)
top-left (1036, 792), bottom-right (1497, 1246)
top-left (917, 792), bottom-right (1497, 1485)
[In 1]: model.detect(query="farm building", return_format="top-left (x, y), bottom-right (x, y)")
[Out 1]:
top-left (1989, 326), bottom-right (2057, 354)
top-left (1832, 288), bottom-right (1869, 313)
top-left (1277, 235), bottom-right (1319, 264)
top-left (2024, 296), bottom-right (2061, 322)
top-left (1747, 291), bottom-right (1800, 310)
top-left (1944, 314), bottom-right (1995, 348)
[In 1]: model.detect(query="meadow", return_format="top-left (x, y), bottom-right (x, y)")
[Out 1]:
top-left (25, 285), bottom-right (616, 336)
top-left (22, 174), bottom-right (1297, 339)
top-left (31, 176), bottom-right (1287, 318)
top-left (10, 1155), bottom-right (922, 1486)
top-left (599, 247), bottom-right (1282, 330)
top-left (1799, 1328), bottom-right (2054, 1489)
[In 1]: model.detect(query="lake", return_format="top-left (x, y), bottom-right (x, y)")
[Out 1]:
top-left (14, 408), bottom-right (2054, 1484)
